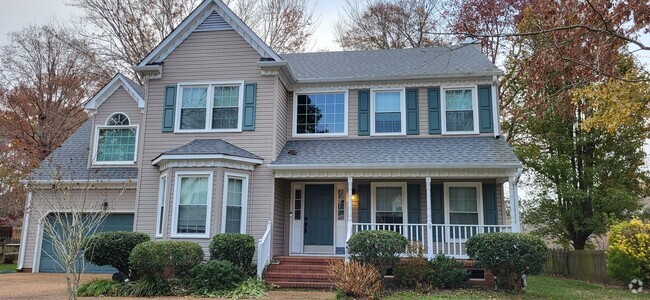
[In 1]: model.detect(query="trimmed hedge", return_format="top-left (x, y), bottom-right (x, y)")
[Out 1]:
top-left (83, 231), bottom-right (150, 279)
top-left (466, 232), bottom-right (547, 291)
top-left (190, 260), bottom-right (246, 294)
top-left (347, 230), bottom-right (408, 277)
top-left (209, 233), bottom-right (255, 273)
top-left (129, 241), bottom-right (204, 280)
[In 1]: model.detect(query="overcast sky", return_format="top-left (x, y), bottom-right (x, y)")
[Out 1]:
top-left (0, 0), bottom-right (345, 51)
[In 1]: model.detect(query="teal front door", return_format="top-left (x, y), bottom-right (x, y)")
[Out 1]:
top-left (304, 184), bottom-right (334, 246)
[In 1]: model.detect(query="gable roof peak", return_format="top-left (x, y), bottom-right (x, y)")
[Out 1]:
top-left (84, 73), bottom-right (145, 111)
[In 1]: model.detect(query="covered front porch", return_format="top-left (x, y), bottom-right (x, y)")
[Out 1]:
top-left (268, 137), bottom-right (523, 261)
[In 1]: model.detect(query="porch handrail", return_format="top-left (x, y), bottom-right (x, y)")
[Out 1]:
top-left (256, 221), bottom-right (272, 279)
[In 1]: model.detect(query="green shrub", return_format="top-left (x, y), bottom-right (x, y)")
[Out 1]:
top-left (120, 276), bottom-right (174, 297)
top-left (190, 260), bottom-right (246, 295)
top-left (424, 254), bottom-right (469, 289)
top-left (607, 219), bottom-right (650, 284)
top-left (347, 230), bottom-right (408, 277)
top-left (466, 232), bottom-right (547, 291)
top-left (211, 278), bottom-right (267, 299)
top-left (209, 233), bottom-right (255, 273)
top-left (77, 279), bottom-right (120, 297)
top-left (129, 241), bottom-right (204, 280)
top-left (83, 231), bottom-right (150, 279)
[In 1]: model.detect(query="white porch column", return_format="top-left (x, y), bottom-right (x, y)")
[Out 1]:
top-left (346, 177), bottom-right (353, 262)
top-left (425, 177), bottom-right (433, 259)
top-left (509, 177), bottom-right (521, 233)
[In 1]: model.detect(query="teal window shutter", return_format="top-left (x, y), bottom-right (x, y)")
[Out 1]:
top-left (358, 184), bottom-right (370, 223)
top-left (407, 184), bottom-right (421, 224)
top-left (478, 85), bottom-right (494, 133)
top-left (406, 89), bottom-right (419, 135)
top-left (431, 184), bottom-right (444, 241)
top-left (243, 83), bottom-right (256, 131)
top-left (358, 90), bottom-right (370, 136)
top-left (483, 183), bottom-right (498, 225)
top-left (427, 88), bottom-right (441, 134)
top-left (162, 85), bottom-right (176, 132)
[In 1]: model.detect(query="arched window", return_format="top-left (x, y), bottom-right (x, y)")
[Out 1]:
top-left (94, 113), bottom-right (138, 164)
top-left (106, 113), bottom-right (130, 126)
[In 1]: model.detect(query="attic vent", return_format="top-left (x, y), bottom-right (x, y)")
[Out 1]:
top-left (195, 11), bottom-right (232, 32)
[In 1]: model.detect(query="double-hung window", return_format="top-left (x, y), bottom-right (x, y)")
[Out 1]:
top-left (372, 183), bottom-right (407, 225)
top-left (441, 87), bottom-right (479, 134)
top-left (94, 113), bottom-right (138, 165)
top-left (156, 174), bottom-right (167, 237)
top-left (444, 182), bottom-right (483, 238)
top-left (221, 173), bottom-right (249, 233)
top-left (176, 82), bottom-right (244, 132)
top-left (371, 89), bottom-right (406, 135)
top-left (293, 92), bottom-right (347, 136)
top-left (172, 172), bottom-right (213, 238)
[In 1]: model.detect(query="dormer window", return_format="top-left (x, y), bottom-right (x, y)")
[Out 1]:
top-left (93, 113), bottom-right (138, 165)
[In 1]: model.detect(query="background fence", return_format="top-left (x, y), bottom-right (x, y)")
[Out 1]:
top-left (544, 249), bottom-right (610, 283)
top-left (0, 227), bottom-right (20, 264)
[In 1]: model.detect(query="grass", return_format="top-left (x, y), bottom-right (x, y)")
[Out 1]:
top-left (384, 276), bottom-right (650, 300)
top-left (0, 264), bottom-right (16, 274)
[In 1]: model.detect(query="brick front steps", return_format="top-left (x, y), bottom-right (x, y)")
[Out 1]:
top-left (264, 256), bottom-right (495, 289)
top-left (264, 256), bottom-right (342, 289)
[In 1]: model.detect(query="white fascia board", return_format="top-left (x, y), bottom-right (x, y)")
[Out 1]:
top-left (84, 74), bottom-right (144, 110)
top-left (293, 71), bottom-right (504, 85)
top-left (152, 154), bottom-right (263, 166)
top-left (268, 163), bottom-right (523, 170)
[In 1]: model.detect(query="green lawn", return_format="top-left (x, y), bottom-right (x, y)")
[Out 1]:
top-left (385, 276), bottom-right (650, 300)
top-left (0, 264), bottom-right (17, 274)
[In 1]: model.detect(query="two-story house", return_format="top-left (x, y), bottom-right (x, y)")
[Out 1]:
top-left (18, 0), bottom-right (522, 287)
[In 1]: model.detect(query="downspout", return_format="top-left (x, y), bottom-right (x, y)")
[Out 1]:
top-left (17, 191), bottom-right (32, 271)
top-left (492, 75), bottom-right (501, 138)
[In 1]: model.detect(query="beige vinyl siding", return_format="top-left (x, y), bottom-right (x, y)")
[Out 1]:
top-left (136, 30), bottom-right (276, 249)
top-left (274, 78), bottom-right (289, 159)
top-left (272, 179), bottom-right (288, 256)
top-left (22, 188), bottom-right (136, 270)
top-left (89, 86), bottom-right (144, 167)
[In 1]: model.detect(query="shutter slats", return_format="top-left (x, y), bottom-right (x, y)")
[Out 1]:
top-left (406, 89), bottom-right (419, 135)
top-left (431, 184), bottom-right (444, 241)
top-left (358, 90), bottom-right (370, 136)
top-left (428, 88), bottom-right (441, 134)
top-left (162, 85), bottom-right (176, 132)
top-left (407, 184), bottom-right (421, 224)
top-left (483, 184), bottom-right (498, 225)
top-left (478, 85), bottom-right (494, 133)
top-left (358, 184), bottom-right (370, 223)
top-left (243, 83), bottom-right (256, 131)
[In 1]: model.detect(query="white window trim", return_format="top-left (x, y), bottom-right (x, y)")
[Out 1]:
top-left (443, 182), bottom-right (484, 225)
top-left (155, 173), bottom-right (168, 238)
top-left (221, 172), bottom-right (249, 234)
top-left (106, 112), bottom-right (131, 125)
top-left (171, 171), bottom-right (214, 238)
top-left (174, 81), bottom-right (245, 133)
top-left (92, 124), bottom-right (139, 165)
top-left (370, 88), bottom-right (407, 136)
top-left (370, 182), bottom-right (408, 224)
top-left (292, 90), bottom-right (349, 138)
top-left (440, 86), bottom-right (480, 135)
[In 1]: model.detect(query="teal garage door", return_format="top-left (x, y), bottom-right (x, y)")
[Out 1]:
top-left (39, 213), bottom-right (134, 273)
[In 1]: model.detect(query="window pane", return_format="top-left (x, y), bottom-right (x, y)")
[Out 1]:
top-left (213, 86), bottom-right (239, 107)
top-left (158, 177), bottom-right (167, 234)
top-left (225, 206), bottom-right (242, 233)
top-left (375, 92), bottom-right (401, 112)
top-left (212, 107), bottom-right (238, 129)
top-left (296, 93), bottom-right (345, 134)
top-left (375, 112), bottom-right (401, 133)
top-left (445, 90), bottom-right (472, 110)
top-left (107, 113), bottom-right (129, 126)
top-left (180, 177), bottom-right (209, 205)
top-left (180, 87), bottom-right (207, 130)
top-left (449, 187), bottom-right (477, 213)
top-left (96, 128), bottom-right (136, 162)
top-left (177, 205), bottom-right (207, 233)
top-left (225, 177), bottom-right (244, 234)
top-left (376, 187), bottom-right (403, 212)
top-left (376, 212), bottom-right (403, 224)
top-left (227, 178), bottom-right (243, 206)
top-left (446, 111), bottom-right (474, 132)
top-left (450, 213), bottom-right (479, 225)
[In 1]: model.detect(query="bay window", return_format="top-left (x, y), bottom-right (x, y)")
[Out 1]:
top-left (172, 172), bottom-right (213, 237)
top-left (221, 173), bottom-right (249, 233)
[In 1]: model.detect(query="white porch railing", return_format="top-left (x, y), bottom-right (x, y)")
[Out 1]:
top-left (256, 221), bottom-right (272, 279)
top-left (351, 223), bottom-right (512, 259)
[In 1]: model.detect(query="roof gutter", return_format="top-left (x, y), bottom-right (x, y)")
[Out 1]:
top-left (132, 64), bottom-right (162, 79)
top-left (291, 71), bottom-right (504, 85)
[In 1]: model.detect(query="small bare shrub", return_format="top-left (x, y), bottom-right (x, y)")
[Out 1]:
top-left (328, 260), bottom-right (382, 299)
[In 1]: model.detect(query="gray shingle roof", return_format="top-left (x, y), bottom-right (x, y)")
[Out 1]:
top-left (271, 137), bottom-right (521, 169)
top-left (29, 120), bottom-right (138, 182)
top-left (280, 45), bottom-right (502, 82)
top-left (155, 139), bottom-right (262, 161)
top-left (121, 75), bottom-right (145, 99)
